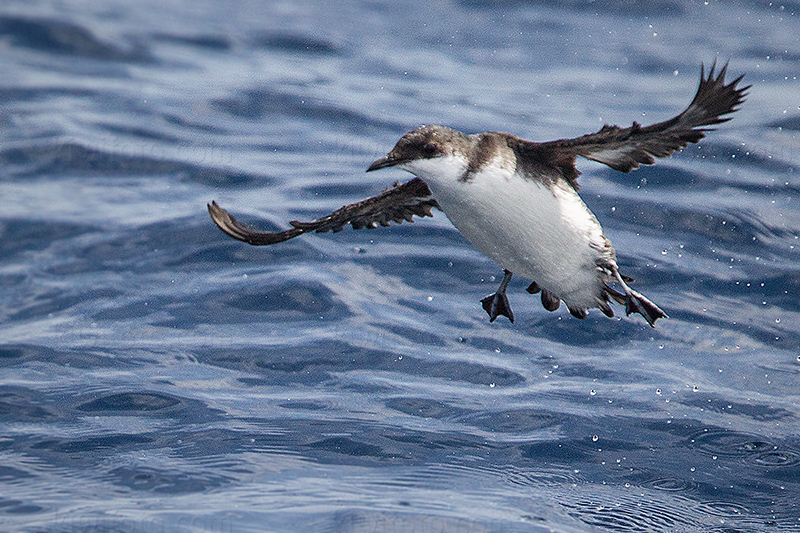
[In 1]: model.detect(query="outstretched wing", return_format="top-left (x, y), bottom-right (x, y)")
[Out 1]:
top-left (532, 61), bottom-right (749, 180)
top-left (208, 177), bottom-right (440, 245)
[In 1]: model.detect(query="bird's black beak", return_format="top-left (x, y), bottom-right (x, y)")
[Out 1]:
top-left (367, 155), bottom-right (399, 172)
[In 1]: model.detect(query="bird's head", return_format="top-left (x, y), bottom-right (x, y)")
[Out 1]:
top-left (367, 125), bottom-right (470, 184)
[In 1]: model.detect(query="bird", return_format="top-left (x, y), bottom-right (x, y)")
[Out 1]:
top-left (208, 62), bottom-right (748, 327)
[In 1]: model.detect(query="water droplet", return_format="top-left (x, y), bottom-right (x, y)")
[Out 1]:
top-left (592, 435), bottom-right (599, 442)
top-left (775, 317), bottom-right (781, 323)
top-left (693, 385), bottom-right (699, 392)
top-left (590, 389), bottom-right (597, 396)
top-left (656, 388), bottom-right (662, 395)
top-left (690, 467), bottom-right (696, 472)
top-left (489, 383), bottom-right (496, 388)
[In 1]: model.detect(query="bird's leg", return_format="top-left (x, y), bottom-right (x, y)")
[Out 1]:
top-left (481, 269), bottom-right (514, 323)
top-left (611, 266), bottom-right (667, 327)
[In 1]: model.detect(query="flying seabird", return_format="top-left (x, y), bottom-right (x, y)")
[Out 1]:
top-left (209, 62), bottom-right (748, 326)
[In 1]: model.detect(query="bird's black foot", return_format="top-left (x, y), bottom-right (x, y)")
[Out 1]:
top-left (481, 291), bottom-right (514, 323)
top-left (540, 289), bottom-right (561, 312)
top-left (481, 269), bottom-right (514, 323)
top-left (611, 267), bottom-right (667, 327)
top-left (624, 289), bottom-right (667, 327)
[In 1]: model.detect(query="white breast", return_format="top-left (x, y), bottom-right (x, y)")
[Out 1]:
top-left (422, 156), bottom-right (612, 309)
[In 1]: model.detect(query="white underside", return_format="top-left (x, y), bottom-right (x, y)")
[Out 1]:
top-left (406, 155), bottom-right (614, 310)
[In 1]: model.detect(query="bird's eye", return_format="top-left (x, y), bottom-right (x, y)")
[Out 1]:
top-left (422, 143), bottom-right (438, 156)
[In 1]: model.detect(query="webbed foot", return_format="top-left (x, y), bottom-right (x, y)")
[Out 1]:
top-left (481, 291), bottom-right (514, 323)
top-left (612, 267), bottom-right (667, 327)
top-left (481, 269), bottom-right (515, 323)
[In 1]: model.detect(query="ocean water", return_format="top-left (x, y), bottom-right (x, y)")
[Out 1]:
top-left (1, 0), bottom-right (799, 531)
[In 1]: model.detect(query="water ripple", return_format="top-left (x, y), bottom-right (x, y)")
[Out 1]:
top-left (0, 15), bottom-right (148, 61)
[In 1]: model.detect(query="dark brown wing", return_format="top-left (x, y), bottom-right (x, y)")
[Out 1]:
top-left (208, 177), bottom-right (440, 246)
top-left (533, 61), bottom-right (749, 181)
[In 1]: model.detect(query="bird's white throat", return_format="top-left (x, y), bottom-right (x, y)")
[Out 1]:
top-left (400, 154), bottom-right (469, 185)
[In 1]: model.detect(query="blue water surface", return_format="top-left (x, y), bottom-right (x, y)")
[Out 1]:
top-left (1, 1), bottom-right (799, 531)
